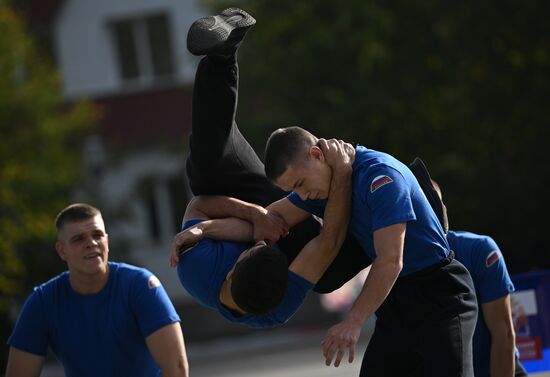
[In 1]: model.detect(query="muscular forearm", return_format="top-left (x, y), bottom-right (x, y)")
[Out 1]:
top-left (344, 223), bottom-right (404, 324)
top-left (191, 195), bottom-right (265, 222)
top-left (5, 348), bottom-right (44, 377)
top-left (490, 332), bottom-right (515, 377)
top-left (160, 363), bottom-right (189, 377)
top-left (147, 323), bottom-right (189, 377)
top-left (482, 295), bottom-right (516, 377)
top-left (318, 166), bottom-right (352, 249)
top-left (346, 257), bottom-right (401, 325)
top-left (195, 218), bottom-right (254, 242)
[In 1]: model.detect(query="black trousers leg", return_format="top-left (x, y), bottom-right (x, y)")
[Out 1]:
top-left (360, 260), bottom-right (477, 377)
top-left (186, 56), bottom-right (282, 207)
top-left (185, 56), bottom-right (371, 292)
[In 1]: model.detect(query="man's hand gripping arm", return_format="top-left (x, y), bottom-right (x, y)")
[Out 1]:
top-left (170, 195), bottom-right (289, 267)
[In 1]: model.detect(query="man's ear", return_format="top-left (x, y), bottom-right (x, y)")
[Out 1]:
top-left (55, 241), bottom-right (67, 261)
top-left (309, 145), bottom-right (325, 162)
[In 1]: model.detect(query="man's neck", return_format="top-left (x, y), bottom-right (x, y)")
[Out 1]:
top-left (219, 281), bottom-right (246, 316)
top-left (69, 266), bottom-right (110, 295)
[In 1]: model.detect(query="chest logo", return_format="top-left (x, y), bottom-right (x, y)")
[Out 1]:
top-left (148, 275), bottom-right (161, 289)
top-left (370, 175), bottom-right (394, 193)
top-left (485, 250), bottom-right (500, 268)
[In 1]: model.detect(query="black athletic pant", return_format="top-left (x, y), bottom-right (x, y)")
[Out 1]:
top-left (359, 257), bottom-right (478, 377)
top-left (185, 55), bottom-right (371, 293)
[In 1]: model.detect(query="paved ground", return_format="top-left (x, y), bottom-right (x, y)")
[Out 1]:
top-left (40, 321), bottom-right (373, 377)
top-left (190, 343), bottom-right (366, 377)
top-left (38, 317), bottom-right (550, 377)
top-left (187, 325), bottom-right (371, 377)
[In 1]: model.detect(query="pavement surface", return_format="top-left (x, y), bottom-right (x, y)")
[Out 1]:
top-left (37, 317), bottom-right (550, 377)
top-left (40, 320), bottom-right (373, 377)
top-left (187, 325), bottom-right (370, 377)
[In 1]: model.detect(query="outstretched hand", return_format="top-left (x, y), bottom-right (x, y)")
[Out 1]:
top-left (318, 138), bottom-right (355, 171)
top-left (169, 226), bottom-right (203, 267)
top-left (320, 316), bottom-right (362, 367)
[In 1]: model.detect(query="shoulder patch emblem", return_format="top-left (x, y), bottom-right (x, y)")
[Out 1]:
top-left (370, 175), bottom-right (394, 193)
top-left (485, 250), bottom-right (500, 268)
top-left (148, 275), bottom-right (161, 289)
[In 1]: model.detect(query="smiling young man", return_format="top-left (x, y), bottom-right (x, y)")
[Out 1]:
top-left (6, 203), bottom-right (189, 377)
top-left (264, 127), bottom-right (479, 376)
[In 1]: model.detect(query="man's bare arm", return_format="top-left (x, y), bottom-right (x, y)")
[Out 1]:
top-left (267, 198), bottom-right (312, 228)
top-left (183, 196), bottom-right (262, 222)
top-left (183, 196), bottom-right (288, 243)
top-left (322, 222), bottom-right (405, 367)
top-left (145, 322), bottom-right (189, 377)
top-left (345, 223), bottom-right (404, 324)
top-left (482, 295), bottom-right (516, 377)
top-left (5, 347), bottom-right (44, 377)
top-left (170, 217), bottom-right (255, 267)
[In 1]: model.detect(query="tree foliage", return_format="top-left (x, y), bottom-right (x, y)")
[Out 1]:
top-left (0, 0), bottom-right (99, 365)
top-left (209, 0), bottom-right (549, 271)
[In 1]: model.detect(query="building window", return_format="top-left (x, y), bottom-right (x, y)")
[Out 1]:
top-left (138, 174), bottom-right (190, 243)
top-left (111, 13), bottom-right (175, 83)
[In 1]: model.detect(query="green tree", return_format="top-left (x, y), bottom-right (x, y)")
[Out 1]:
top-left (0, 1), bottom-right (98, 366)
top-left (208, 0), bottom-right (550, 271)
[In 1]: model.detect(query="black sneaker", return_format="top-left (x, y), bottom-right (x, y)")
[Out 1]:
top-left (187, 8), bottom-right (256, 57)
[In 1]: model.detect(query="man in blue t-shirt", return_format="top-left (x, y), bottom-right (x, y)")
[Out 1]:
top-left (6, 203), bottom-right (188, 377)
top-left (264, 128), bottom-right (478, 376)
top-left (431, 179), bottom-right (528, 377)
top-left (169, 8), bottom-right (370, 328)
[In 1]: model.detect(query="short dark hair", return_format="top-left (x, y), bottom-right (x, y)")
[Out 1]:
top-left (231, 245), bottom-right (289, 314)
top-left (55, 203), bottom-right (101, 234)
top-left (264, 127), bottom-right (318, 182)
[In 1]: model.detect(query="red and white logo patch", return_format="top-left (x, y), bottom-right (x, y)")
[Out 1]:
top-left (370, 175), bottom-right (393, 193)
top-left (485, 250), bottom-right (500, 268)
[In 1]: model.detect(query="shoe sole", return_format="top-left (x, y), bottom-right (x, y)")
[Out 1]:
top-left (187, 8), bottom-right (256, 56)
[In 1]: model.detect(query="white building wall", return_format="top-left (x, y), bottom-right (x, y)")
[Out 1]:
top-left (54, 0), bottom-right (205, 99)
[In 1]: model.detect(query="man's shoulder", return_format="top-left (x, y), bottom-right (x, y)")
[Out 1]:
top-left (32, 271), bottom-right (69, 296)
top-left (448, 231), bottom-right (497, 252)
top-left (111, 261), bottom-right (148, 274)
top-left (109, 261), bottom-right (159, 288)
top-left (354, 147), bottom-right (407, 179)
top-left (449, 230), bottom-right (503, 272)
top-left (17, 272), bottom-right (69, 317)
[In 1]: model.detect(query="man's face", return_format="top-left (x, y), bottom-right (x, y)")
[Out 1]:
top-left (55, 215), bottom-right (109, 277)
top-left (275, 148), bottom-right (332, 200)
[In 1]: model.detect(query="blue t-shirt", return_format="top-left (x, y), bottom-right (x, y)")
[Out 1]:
top-left (177, 219), bottom-right (314, 328)
top-left (8, 262), bottom-right (180, 377)
top-left (288, 146), bottom-right (449, 276)
top-left (448, 230), bottom-right (516, 377)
